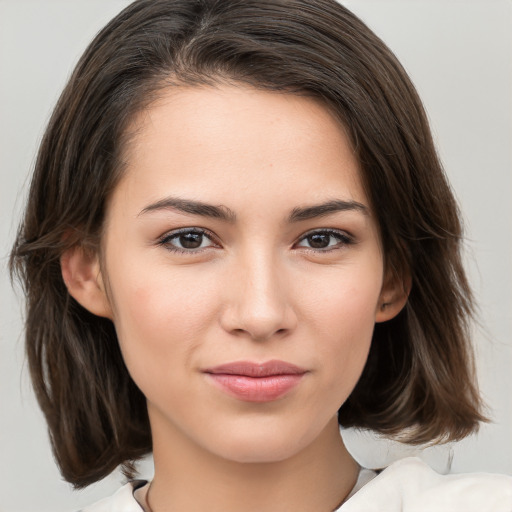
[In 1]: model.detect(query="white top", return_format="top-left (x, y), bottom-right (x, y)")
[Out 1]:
top-left (81, 457), bottom-right (512, 512)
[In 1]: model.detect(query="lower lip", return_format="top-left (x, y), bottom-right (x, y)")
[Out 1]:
top-left (206, 373), bottom-right (304, 402)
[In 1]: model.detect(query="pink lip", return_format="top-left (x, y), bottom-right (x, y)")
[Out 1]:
top-left (203, 360), bottom-right (307, 402)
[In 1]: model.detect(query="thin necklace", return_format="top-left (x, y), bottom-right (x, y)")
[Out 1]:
top-left (142, 482), bottom-right (154, 512)
top-left (142, 477), bottom-right (356, 512)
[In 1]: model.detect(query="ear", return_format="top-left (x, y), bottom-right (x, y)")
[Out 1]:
top-left (60, 246), bottom-right (113, 319)
top-left (375, 269), bottom-right (411, 323)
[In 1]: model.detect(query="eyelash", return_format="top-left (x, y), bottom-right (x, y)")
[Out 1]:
top-left (295, 229), bottom-right (354, 252)
top-left (157, 228), bottom-right (220, 254)
top-left (157, 228), bottom-right (355, 255)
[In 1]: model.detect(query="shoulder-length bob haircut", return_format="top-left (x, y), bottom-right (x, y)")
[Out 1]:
top-left (10, 0), bottom-right (485, 488)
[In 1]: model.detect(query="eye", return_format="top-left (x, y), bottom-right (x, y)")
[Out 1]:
top-left (295, 229), bottom-right (353, 251)
top-left (158, 228), bottom-right (218, 253)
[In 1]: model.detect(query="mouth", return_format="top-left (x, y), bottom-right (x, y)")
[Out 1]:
top-left (203, 360), bottom-right (307, 402)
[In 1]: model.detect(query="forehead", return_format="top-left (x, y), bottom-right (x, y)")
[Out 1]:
top-left (112, 84), bottom-right (368, 218)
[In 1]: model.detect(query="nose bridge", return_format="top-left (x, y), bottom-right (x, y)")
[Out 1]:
top-left (223, 245), bottom-right (295, 340)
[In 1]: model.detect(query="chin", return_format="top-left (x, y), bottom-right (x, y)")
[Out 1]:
top-left (205, 424), bottom-right (317, 464)
top-left (218, 443), bottom-right (299, 464)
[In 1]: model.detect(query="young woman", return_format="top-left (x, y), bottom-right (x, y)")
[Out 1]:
top-left (9, 0), bottom-right (512, 510)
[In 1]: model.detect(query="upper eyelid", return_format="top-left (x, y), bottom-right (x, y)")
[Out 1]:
top-left (295, 228), bottom-right (353, 242)
top-left (160, 226), bottom-right (215, 239)
top-left (158, 227), bottom-right (219, 247)
top-left (157, 227), bottom-right (353, 249)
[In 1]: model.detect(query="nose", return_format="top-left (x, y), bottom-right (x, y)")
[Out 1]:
top-left (219, 250), bottom-right (297, 341)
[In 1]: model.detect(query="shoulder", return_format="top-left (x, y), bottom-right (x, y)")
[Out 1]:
top-left (79, 481), bottom-right (146, 512)
top-left (341, 457), bottom-right (512, 512)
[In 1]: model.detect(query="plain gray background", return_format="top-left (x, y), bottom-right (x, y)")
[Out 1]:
top-left (1, 1), bottom-right (511, 510)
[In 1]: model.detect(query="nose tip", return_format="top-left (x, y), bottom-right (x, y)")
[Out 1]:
top-left (219, 262), bottom-right (297, 341)
top-left (230, 306), bottom-right (291, 341)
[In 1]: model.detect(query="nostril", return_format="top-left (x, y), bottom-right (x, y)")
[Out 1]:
top-left (218, 284), bottom-right (298, 340)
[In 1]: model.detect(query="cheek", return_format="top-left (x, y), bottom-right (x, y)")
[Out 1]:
top-left (302, 266), bottom-right (381, 392)
top-left (303, 262), bottom-right (381, 334)
top-left (107, 262), bottom-right (222, 383)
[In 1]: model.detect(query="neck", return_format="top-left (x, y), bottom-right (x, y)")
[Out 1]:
top-left (145, 413), bottom-right (359, 512)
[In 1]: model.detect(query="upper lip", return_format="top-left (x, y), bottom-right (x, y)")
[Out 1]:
top-left (203, 360), bottom-right (307, 377)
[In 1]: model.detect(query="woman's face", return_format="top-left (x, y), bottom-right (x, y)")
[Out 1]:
top-left (97, 84), bottom-right (398, 463)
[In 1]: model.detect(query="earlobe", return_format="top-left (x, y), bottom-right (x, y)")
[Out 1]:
top-left (60, 246), bottom-right (113, 319)
top-left (375, 271), bottom-right (411, 323)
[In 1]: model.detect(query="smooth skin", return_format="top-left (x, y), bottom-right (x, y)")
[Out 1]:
top-left (62, 84), bottom-right (408, 512)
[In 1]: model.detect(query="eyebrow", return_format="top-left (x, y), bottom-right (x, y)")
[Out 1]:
top-left (139, 196), bottom-right (368, 223)
top-left (139, 197), bottom-right (237, 222)
top-left (288, 199), bottom-right (369, 222)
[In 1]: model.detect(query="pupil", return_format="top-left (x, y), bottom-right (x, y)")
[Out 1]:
top-left (180, 233), bottom-right (202, 249)
top-left (308, 233), bottom-right (329, 248)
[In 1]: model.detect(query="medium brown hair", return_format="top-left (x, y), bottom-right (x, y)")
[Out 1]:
top-left (10, 0), bottom-right (485, 488)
